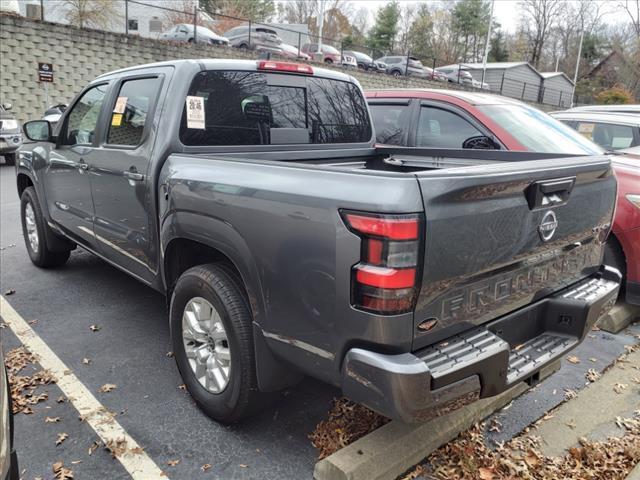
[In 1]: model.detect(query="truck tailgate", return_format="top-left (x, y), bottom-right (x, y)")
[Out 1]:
top-left (413, 155), bottom-right (616, 349)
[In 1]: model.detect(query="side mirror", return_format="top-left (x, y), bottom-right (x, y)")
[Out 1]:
top-left (462, 135), bottom-right (500, 150)
top-left (23, 120), bottom-right (53, 142)
top-left (2, 103), bottom-right (12, 111)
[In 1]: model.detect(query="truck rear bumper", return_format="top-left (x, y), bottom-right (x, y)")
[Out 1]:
top-left (342, 266), bottom-right (621, 423)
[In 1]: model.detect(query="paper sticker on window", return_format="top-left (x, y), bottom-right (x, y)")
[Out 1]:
top-left (577, 123), bottom-right (595, 134)
top-left (186, 96), bottom-right (205, 129)
top-left (111, 113), bottom-right (123, 127)
top-left (114, 96), bottom-right (128, 114)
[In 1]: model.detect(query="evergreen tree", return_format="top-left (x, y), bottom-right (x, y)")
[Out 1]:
top-left (407, 4), bottom-right (434, 57)
top-left (488, 29), bottom-right (509, 62)
top-left (452, 0), bottom-right (491, 61)
top-left (367, 2), bottom-right (401, 53)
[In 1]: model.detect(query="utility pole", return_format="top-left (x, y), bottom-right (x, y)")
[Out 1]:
top-left (317, 0), bottom-right (325, 56)
top-left (571, 26), bottom-right (584, 107)
top-left (481, 0), bottom-right (495, 85)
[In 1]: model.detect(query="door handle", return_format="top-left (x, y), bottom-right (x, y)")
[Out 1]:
top-left (526, 176), bottom-right (576, 210)
top-left (123, 170), bottom-right (144, 181)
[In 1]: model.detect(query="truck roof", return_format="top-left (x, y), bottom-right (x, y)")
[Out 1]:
top-left (97, 58), bottom-right (356, 83)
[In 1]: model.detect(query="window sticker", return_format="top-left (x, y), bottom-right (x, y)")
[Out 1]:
top-left (186, 96), bottom-right (205, 129)
top-left (577, 123), bottom-right (595, 134)
top-left (111, 113), bottom-right (123, 127)
top-left (114, 96), bottom-right (128, 114)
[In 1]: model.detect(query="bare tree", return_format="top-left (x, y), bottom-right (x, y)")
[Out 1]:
top-left (63, 0), bottom-right (122, 30)
top-left (618, 0), bottom-right (640, 38)
top-left (520, 0), bottom-right (562, 68)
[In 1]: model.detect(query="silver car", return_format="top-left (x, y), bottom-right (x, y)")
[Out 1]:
top-left (160, 24), bottom-right (228, 46)
top-left (0, 104), bottom-right (21, 166)
top-left (223, 25), bottom-right (282, 54)
top-left (1, 339), bottom-right (19, 480)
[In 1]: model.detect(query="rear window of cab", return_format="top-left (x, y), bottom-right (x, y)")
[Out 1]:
top-left (179, 70), bottom-right (372, 146)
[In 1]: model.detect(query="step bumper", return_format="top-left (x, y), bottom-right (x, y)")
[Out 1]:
top-left (342, 266), bottom-right (621, 423)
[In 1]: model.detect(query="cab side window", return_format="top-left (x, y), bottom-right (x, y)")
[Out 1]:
top-left (62, 84), bottom-right (108, 146)
top-left (416, 106), bottom-right (484, 148)
top-left (107, 77), bottom-right (161, 147)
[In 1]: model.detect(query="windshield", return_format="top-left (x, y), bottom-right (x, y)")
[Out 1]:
top-left (180, 71), bottom-right (372, 146)
top-left (477, 104), bottom-right (605, 155)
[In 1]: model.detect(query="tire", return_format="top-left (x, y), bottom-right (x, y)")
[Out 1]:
top-left (20, 187), bottom-right (70, 268)
top-left (238, 43), bottom-right (248, 50)
top-left (324, 58), bottom-right (333, 64)
top-left (391, 70), bottom-right (402, 77)
top-left (170, 263), bottom-right (270, 423)
top-left (604, 236), bottom-right (626, 296)
top-left (187, 38), bottom-right (194, 43)
top-left (3, 152), bottom-right (16, 166)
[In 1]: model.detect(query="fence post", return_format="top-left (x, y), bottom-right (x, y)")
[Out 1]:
top-left (248, 20), bottom-right (252, 49)
top-left (297, 32), bottom-right (301, 58)
top-left (432, 57), bottom-right (436, 71)
top-left (39, 0), bottom-right (44, 20)
top-left (521, 82), bottom-right (526, 99)
top-left (500, 72), bottom-right (505, 94)
top-left (457, 63), bottom-right (461, 84)
top-left (559, 91), bottom-right (563, 107)
top-left (405, 51), bottom-right (411, 77)
top-left (125, 0), bottom-right (128, 35)
top-left (193, 6), bottom-right (197, 43)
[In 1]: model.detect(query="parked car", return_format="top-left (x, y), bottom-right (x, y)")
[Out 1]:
top-left (424, 66), bottom-right (448, 82)
top-left (16, 59), bottom-right (619, 425)
top-left (436, 65), bottom-right (474, 85)
top-left (376, 55), bottom-right (427, 77)
top-left (549, 111), bottom-right (640, 151)
top-left (279, 43), bottom-right (310, 60)
top-left (561, 104), bottom-right (640, 115)
top-left (300, 43), bottom-right (341, 64)
top-left (0, 103), bottom-right (21, 166)
top-left (1, 339), bottom-right (19, 480)
top-left (472, 78), bottom-right (491, 90)
top-left (160, 24), bottom-right (228, 46)
top-left (223, 25), bottom-right (282, 55)
top-left (366, 88), bottom-right (637, 304)
top-left (42, 104), bottom-right (67, 129)
top-left (605, 150), bottom-right (640, 305)
top-left (341, 52), bottom-right (357, 69)
top-left (343, 50), bottom-right (380, 71)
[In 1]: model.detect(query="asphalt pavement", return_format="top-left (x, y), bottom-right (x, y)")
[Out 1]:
top-left (0, 160), bottom-right (338, 480)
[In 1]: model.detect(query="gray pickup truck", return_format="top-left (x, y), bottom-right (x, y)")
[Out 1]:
top-left (16, 59), bottom-right (620, 424)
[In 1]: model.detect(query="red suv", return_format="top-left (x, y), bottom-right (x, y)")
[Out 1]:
top-left (301, 43), bottom-right (341, 64)
top-left (365, 89), bottom-right (639, 305)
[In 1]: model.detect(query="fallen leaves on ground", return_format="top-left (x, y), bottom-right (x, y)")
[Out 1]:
top-left (98, 383), bottom-right (117, 393)
top-left (88, 441), bottom-right (100, 455)
top-left (564, 388), bottom-right (577, 401)
top-left (586, 369), bottom-right (601, 383)
top-left (45, 416), bottom-right (61, 423)
top-left (104, 437), bottom-right (128, 458)
top-left (401, 410), bottom-right (640, 480)
top-left (52, 461), bottom-right (74, 479)
top-left (167, 459), bottom-right (180, 466)
top-left (4, 346), bottom-right (55, 414)
top-left (309, 397), bottom-right (389, 459)
top-left (613, 382), bottom-right (628, 394)
top-left (566, 355), bottom-right (580, 364)
top-left (4, 289), bottom-right (15, 295)
top-left (56, 432), bottom-right (69, 445)
top-left (201, 464), bottom-right (212, 472)
top-left (82, 358), bottom-right (91, 365)
top-left (89, 325), bottom-right (100, 332)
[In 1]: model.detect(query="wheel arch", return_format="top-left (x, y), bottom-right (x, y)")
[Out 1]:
top-left (17, 171), bottom-right (34, 198)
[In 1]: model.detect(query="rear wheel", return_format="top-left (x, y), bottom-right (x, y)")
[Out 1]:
top-left (238, 43), bottom-right (248, 49)
top-left (3, 152), bottom-right (16, 166)
top-left (391, 70), bottom-right (402, 77)
top-left (170, 264), bottom-right (271, 423)
top-left (20, 187), bottom-right (70, 268)
top-left (324, 58), bottom-right (333, 64)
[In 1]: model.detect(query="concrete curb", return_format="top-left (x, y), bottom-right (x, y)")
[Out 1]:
top-left (597, 303), bottom-right (640, 334)
top-left (627, 462), bottom-right (640, 480)
top-left (314, 361), bottom-right (561, 480)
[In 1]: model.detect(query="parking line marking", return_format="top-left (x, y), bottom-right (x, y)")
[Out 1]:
top-left (0, 296), bottom-right (167, 479)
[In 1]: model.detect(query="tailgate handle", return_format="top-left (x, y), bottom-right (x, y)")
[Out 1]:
top-left (526, 177), bottom-right (575, 210)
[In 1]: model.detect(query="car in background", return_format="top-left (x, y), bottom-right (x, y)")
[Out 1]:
top-left (472, 78), bottom-right (491, 90)
top-left (42, 104), bottom-right (67, 129)
top-left (343, 50), bottom-right (382, 71)
top-left (550, 111), bottom-right (640, 151)
top-left (563, 104), bottom-right (640, 114)
top-left (376, 55), bottom-right (427, 77)
top-left (436, 65), bottom-right (474, 85)
top-left (605, 149), bottom-right (640, 305)
top-left (1, 339), bottom-right (19, 480)
top-left (341, 52), bottom-right (357, 68)
top-left (0, 103), bottom-right (21, 166)
top-left (424, 66), bottom-right (448, 82)
top-left (365, 88), bottom-right (638, 304)
top-left (160, 24), bottom-right (228, 45)
top-left (279, 43), bottom-right (311, 60)
top-left (300, 43), bottom-right (341, 64)
top-left (224, 25), bottom-right (283, 55)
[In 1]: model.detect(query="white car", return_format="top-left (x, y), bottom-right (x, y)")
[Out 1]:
top-left (550, 111), bottom-right (640, 151)
top-left (161, 24), bottom-right (228, 46)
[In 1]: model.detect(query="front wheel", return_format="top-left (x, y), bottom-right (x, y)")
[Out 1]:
top-left (170, 264), bottom-right (271, 423)
top-left (20, 187), bottom-right (70, 268)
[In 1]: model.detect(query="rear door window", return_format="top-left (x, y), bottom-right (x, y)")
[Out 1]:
top-left (368, 103), bottom-right (411, 145)
top-left (179, 71), bottom-right (371, 146)
top-left (576, 121), bottom-right (637, 150)
top-left (416, 106), bottom-right (484, 148)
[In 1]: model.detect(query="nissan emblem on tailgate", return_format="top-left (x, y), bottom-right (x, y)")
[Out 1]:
top-left (538, 210), bottom-right (558, 242)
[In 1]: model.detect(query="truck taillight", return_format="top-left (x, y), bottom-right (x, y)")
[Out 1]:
top-left (342, 211), bottom-right (423, 315)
